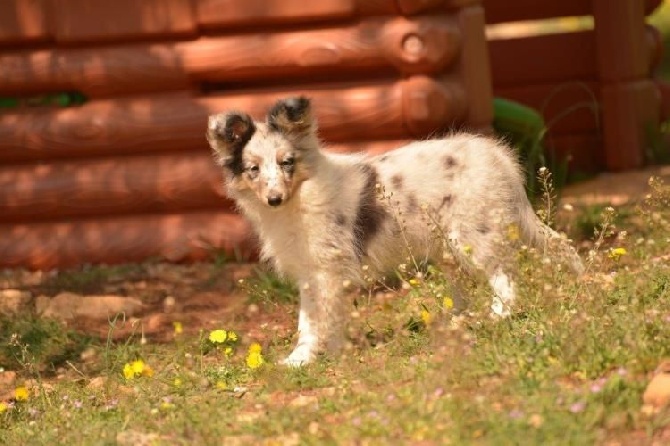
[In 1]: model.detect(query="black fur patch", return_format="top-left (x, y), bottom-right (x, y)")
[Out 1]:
top-left (379, 155), bottom-right (389, 162)
top-left (267, 97), bottom-right (311, 132)
top-left (353, 165), bottom-right (386, 259)
top-left (477, 222), bottom-right (490, 234)
top-left (436, 194), bottom-right (452, 213)
top-left (217, 113), bottom-right (256, 176)
top-left (444, 155), bottom-right (457, 169)
top-left (391, 174), bottom-right (403, 189)
top-left (335, 213), bottom-right (347, 226)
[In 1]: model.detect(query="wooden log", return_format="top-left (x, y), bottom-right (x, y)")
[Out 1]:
top-left (600, 80), bottom-right (661, 171)
top-left (0, 0), bottom-right (50, 45)
top-left (0, 212), bottom-right (256, 270)
top-left (489, 28), bottom-right (659, 89)
top-left (51, 0), bottom-right (196, 44)
top-left (1, 16), bottom-right (461, 98)
top-left (482, 0), bottom-right (661, 25)
top-left (0, 140), bottom-right (413, 223)
top-left (0, 153), bottom-right (230, 223)
top-left (195, 0), bottom-right (481, 28)
top-left (494, 82), bottom-right (602, 136)
top-left (0, 77), bottom-right (467, 162)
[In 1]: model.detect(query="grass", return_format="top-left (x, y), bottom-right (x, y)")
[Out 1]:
top-left (1, 178), bottom-right (670, 445)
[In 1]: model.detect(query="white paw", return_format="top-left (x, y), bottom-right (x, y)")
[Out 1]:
top-left (280, 344), bottom-right (316, 367)
top-left (490, 297), bottom-right (511, 318)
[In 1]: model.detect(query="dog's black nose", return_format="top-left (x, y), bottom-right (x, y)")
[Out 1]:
top-left (267, 196), bottom-right (283, 207)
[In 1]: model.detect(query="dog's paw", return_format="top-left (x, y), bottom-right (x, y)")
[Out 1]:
top-left (281, 345), bottom-right (316, 367)
top-left (490, 297), bottom-right (511, 318)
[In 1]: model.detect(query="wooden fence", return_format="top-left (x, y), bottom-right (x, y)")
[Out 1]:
top-left (0, 0), bottom-right (665, 269)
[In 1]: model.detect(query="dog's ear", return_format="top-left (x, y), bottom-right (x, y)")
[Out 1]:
top-left (207, 112), bottom-right (255, 168)
top-left (267, 97), bottom-right (316, 142)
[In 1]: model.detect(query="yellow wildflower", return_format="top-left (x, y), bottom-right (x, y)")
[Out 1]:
top-left (421, 309), bottom-right (433, 325)
top-left (443, 296), bottom-right (454, 309)
top-left (246, 343), bottom-right (264, 369)
top-left (173, 321), bottom-right (183, 335)
top-left (0, 402), bottom-right (7, 413)
top-left (216, 381), bottom-right (227, 390)
top-left (123, 363), bottom-right (135, 380)
top-left (123, 359), bottom-right (153, 380)
top-left (608, 247), bottom-right (627, 260)
top-left (224, 346), bottom-right (234, 356)
top-left (14, 387), bottom-right (29, 402)
top-left (160, 401), bottom-right (175, 411)
top-left (246, 351), bottom-right (264, 369)
top-left (408, 278), bottom-right (420, 287)
top-left (463, 245), bottom-right (473, 255)
top-left (227, 331), bottom-right (238, 342)
top-left (173, 378), bottom-right (183, 388)
top-left (208, 329), bottom-right (227, 344)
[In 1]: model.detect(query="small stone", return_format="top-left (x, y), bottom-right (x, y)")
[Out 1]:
top-left (87, 376), bottom-right (107, 390)
top-left (289, 395), bottom-right (319, 411)
top-left (643, 360), bottom-right (670, 409)
top-left (0, 289), bottom-right (32, 315)
top-left (40, 292), bottom-right (82, 321)
top-left (247, 304), bottom-right (260, 315)
top-left (163, 296), bottom-right (176, 313)
top-left (75, 296), bottom-right (143, 321)
top-left (308, 421), bottom-right (319, 435)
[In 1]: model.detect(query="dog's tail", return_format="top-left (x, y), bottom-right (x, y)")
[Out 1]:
top-left (517, 200), bottom-right (585, 276)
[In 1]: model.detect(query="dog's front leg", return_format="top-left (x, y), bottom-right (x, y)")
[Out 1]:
top-left (282, 270), bottom-right (348, 367)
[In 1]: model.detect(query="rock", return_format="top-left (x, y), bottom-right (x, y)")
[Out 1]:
top-left (0, 289), bottom-right (32, 315)
top-left (289, 395), bottom-right (319, 411)
top-left (41, 292), bottom-right (81, 320)
top-left (75, 296), bottom-right (143, 321)
top-left (87, 376), bottom-right (107, 390)
top-left (643, 360), bottom-right (670, 409)
top-left (39, 293), bottom-right (143, 322)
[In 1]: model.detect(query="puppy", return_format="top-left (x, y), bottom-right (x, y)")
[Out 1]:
top-left (207, 97), bottom-right (583, 366)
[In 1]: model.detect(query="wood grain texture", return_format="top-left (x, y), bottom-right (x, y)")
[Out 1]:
top-left (0, 153), bottom-right (230, 223)
top-left (0, 212), bottom-right (256, 270)
top-left (51, 0), bottom-right (196, 43)
top-left (0, 0), bottom-right (50, 45)
top-left (0, 141), bottom-right (413, 222)
top-left (1, 16), bottom-right (461, 98)
top-left (0, 78), bottom-right (466, 162)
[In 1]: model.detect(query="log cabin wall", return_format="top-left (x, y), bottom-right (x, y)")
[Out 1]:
top-left (0, 0), bottom-right (665, 270)
top-left (0, 0), bottom-right (493, 269)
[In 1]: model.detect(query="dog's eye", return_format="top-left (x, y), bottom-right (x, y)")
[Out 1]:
top-left (280, 158), bottom-right (294, 167)
top-left (246, 165), bottom-right (260, 178)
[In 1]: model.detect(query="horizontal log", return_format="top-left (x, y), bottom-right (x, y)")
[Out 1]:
top-left (1, 16), bottom-right (461, 97)
top-left (489, 28), bottom-right (659, 88)
top-left (482, 0), bottom-right (661, 24)
top-left (196, 0), bottom-right (481, 28)
top-left (0, 0), bottom-right (49, 45)
top-left (0, 212), bottom-right (256, 270)
top-left (0, 140), bottom-right (411, 223)
top-left (0, 154), bottom-right (229, 223)
top-left (494, 82), bottom-right (602, 136)
top-left (0, 77), bottom-right (467, 162)
top-left (51, 0), bottom-right (196, 43)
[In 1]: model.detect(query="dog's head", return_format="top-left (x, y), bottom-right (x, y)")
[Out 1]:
top-left (207, 97), bottom-right (318, 207)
